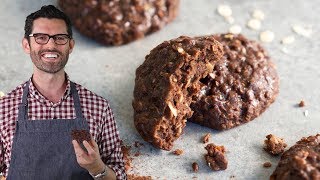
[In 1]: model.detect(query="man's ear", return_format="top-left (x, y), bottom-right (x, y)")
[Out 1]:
top-left (68, 39), bottom-right (75, 54)
top-left (22, 38), bottom-right (31, 54)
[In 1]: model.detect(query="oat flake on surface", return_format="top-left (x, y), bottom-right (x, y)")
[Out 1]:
top-left (252, 9), bottom-right (265, 20)
top-left (229, 25), bottom-right (242, 34)
top-left (260, 30), bottom-right (275, 43)
top-left (247, 19), bottom-right (261, 30)
top-left (281, 35), bottom-right (295, 44)
top-left (217, 4), bottom-right (232, 17)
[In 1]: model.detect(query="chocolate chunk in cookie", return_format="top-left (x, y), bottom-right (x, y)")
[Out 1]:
top-left (189, 33), bottom-right (279, 130)
top-left (270, 134), bottom-right (320, 180)
top-left (133, 35), bottom-right (223, 150)
top-left (59, 0), bottom-right (180, 45)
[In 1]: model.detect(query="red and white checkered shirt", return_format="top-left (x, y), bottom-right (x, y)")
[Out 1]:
top-left (0, 75), bottom-right (126, 179)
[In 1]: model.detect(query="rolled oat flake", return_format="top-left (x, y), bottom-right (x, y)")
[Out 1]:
top-left (292, 25), bottom-right (312, 37)
top-left (217, 4), bottom-right (232, 17)
top-left (252, 9), bottom-right (265, 20)
top-left (247, 19), bottom-right (261, 30)
top-left (229, 25), bottom-right (242, 34)
top-left (281, 35), bottom-right (295, 44)
top-left (260, 30), bottom-right (275, 43)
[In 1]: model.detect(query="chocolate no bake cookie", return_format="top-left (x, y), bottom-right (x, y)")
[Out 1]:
top-left (133, 35), bottom-right (223, 150)
top-left (133, 33), bottom-right (279, 150)
top-left (71, 129), bottom-right (91, 145)
top-left (270, 134), bottom-right (320, 180)
top-left (58, 0), bottom-right (180, 45)
top-left (188, 33), bottom-right (279, 130)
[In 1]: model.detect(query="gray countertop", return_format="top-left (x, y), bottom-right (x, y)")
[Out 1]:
top-left (0, 0), bottom-right (319, 179)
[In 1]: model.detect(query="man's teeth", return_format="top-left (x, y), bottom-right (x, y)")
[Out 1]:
top-left (44, 54), bottom-right (58, 58)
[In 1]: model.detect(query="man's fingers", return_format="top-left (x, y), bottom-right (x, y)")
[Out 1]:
top-left (72, 140), bottom-right (86, 157)
top-left (72, 140), bottom-right (81, 151)
top-left (83, 140), bottom-right (96, 156)
top-left (91, 137), bottom-right (99, 150)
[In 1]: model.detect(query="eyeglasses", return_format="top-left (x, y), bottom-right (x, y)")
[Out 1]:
top-left (29, 33), bottom-right (71, 45)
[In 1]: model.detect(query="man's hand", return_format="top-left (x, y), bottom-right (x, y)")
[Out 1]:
top-left (72, 138), bottom-right (105, 175)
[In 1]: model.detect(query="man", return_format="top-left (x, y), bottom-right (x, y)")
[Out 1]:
top-left (0, 5), bottom-right (126, 180)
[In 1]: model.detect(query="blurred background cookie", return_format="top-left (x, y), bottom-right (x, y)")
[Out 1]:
top-left (58, 0), bottom-right (180, 45)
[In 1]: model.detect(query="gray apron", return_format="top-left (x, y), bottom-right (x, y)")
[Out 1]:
top-left (7, 81), bottom-right (93, 180)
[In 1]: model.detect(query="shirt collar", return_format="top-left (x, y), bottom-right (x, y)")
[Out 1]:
top-left (28, 73), bottom-right (72, 106)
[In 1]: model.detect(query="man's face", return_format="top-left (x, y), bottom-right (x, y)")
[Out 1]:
top-left (22, 18), bottom-right (74, 74)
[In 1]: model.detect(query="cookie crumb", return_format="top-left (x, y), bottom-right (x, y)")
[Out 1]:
top-left (247, 19), bottom-right (261, 30)
top-left (264, 134), bottom-right (287, 155)
top-left (217, 4), bottom-right (232, 17)
top-left (252, 9), bottom-right (265, 20)
top-left (173, 149), bottom-right (183, 155)
top-left (229, 25), bottom-right (242, 34)
top-left (192, 162), bottom-right (199, 172)
top-left (281, 35), bottom-right (295, 44)
top-left (202, 133), bottom-right (211, 144)
top-left (260, 30), bottom-right (275, 43)
top-left (263, 162), bottom-right (272, 168)
top-left (298, 100), bottom-right (305, 107)
top-left (128, 174), bottom-right (152, 180)
top-left (121, 145), bottom-right (133, 171)
top-left (204, 143), bottom-right (228, 171)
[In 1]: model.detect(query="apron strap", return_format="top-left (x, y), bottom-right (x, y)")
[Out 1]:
top-left (17, 81), bottom-right (30, 122)
top-left (18, 80), bottom-right (85, 122)
top-left (70, 82), bottom-right (84, 119)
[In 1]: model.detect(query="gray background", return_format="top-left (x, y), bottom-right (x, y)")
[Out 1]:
top-left (0, 0), bottom-right (319, 179)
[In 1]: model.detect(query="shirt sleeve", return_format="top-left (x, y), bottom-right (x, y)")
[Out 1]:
top-left (99, 103), bottom-right (127, 180)
top-left (0, 139), bottom-right (4, 174)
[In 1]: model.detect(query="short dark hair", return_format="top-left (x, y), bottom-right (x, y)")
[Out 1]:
top-left (24, 5), bottom-right (73, 38)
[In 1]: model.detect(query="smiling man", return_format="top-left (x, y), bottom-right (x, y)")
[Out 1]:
top-left (0, 5), bottom-right (126, 180)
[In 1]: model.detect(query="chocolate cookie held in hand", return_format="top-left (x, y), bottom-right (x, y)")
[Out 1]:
top-left (59, 0), bottom-right (180, 45)
top-left (204, 143), bottom-right (228, 171)
top-left (270, 134), bottom-right (320, 180)
top-left (189, 33), bottom-right (279, 130)
top-left (133, 35), bottom-right (224, 150)
top-left (71, 129), bottom-right (92, 147)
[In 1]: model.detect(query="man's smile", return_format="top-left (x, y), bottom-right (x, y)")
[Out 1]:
top-left (41, 52), bottom-right (59, 60)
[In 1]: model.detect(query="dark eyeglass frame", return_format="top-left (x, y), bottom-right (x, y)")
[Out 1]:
top-left (28, 33), bottom-right (71, 45)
